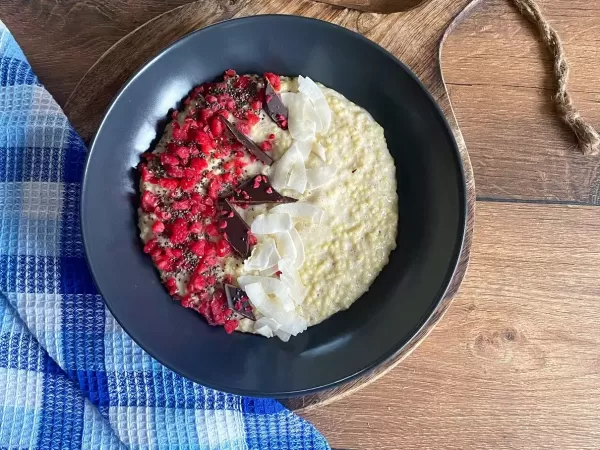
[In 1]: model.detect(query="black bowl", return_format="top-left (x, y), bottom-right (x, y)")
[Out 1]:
top-left (82, 15), bottom-right (466, 397)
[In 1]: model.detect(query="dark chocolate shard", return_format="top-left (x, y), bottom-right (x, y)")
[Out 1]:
top-left (228, 175), bottom-right (297, 205)
top-left (224, 284), bottom-right (256, 321)
top-left (264, 81), bottom-right (288, 130)
top-left (221, 199), bottom-right (251, 258)
top-left (218, 116), bottom-right (273, 165)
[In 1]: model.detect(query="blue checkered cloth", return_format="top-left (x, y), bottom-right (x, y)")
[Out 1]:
top-left (0, 21), bottom-right (329, 449)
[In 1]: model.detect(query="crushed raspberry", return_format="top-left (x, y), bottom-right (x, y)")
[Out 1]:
top-left (189, 239), bottom-right (206, 256)
top-left (166, 166), bottom-right (184, 178)
top-left (158, 178), bottom-right (178, 190)
top-left (179, 177), bottom-right (196, 192)
top-left (171, 145), bottom-right (190, 161)
top-left (191, 129), bottom-right (212, 147)
top-left (181, 294), bottom-right (194, 308)
top-left (221, 172), bottom-right (234, 184)
top-left (139, 164), bottom-right (155, 183)
top-left (189, 221), bottom-right (203, 233)
top-left (189, 157), bottom-right (208, 172)
top-left (160, 153), bottom-right (179, 166)
top-left (216, 239), bottom-right (231, 257)
top-left (152, 221), bottom-right (165, 234)
top-left (204, 241), bottom-right (217, 258)
top-left (205, 223), bottom-right (219, 237)
top-left (165, 277), bottom-right (178, 295)
top-left (224, 320), bottom-right (238, 334)
top-left (141, 191), bottom-right (158, 212)
top-left (169, 218), bottom-right (188, 244)
top-left (246, 111), bottom-right (260, 126)
top-left (208, 179), bottom-right (221, 199)
top-left (172, 199), bottom-right (190, 210)
top-left (171, 123), bottom-right (187, 140)
top-left (264, 72), bottom-right (281, 91)
top-left (143, 238), bottom-right (158, 254)
top-left (209, 116), bottom-right (224, 136)
top-left (140, 70), bottom-right (275, 333)
top-left (155, 209), bottom-right (171, 221)
top-left (199, 109), bottom-right (212, 123)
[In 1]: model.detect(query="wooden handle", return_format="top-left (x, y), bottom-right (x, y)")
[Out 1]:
top-left (63, 0), bottom-right (479, 410)
top-left (314, 0), bottom-right (427, 13)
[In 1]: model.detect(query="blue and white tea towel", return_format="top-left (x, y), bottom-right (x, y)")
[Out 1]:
top-left (0, 21), bottom-right (329, 449)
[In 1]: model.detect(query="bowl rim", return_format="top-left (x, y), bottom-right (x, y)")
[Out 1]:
top-left (81, 14), bottom-right (468, 397)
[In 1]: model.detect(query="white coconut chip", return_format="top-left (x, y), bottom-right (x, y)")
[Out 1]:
top-left (278, 259), bottom-right (307, 305)
top-left (298, 76), bottom-right (331, 133)
top-left (306, 165), bottom-right (336, 190)
top-left (243, 240), bottom-right (275, 271)
top-left (245, 282), bottom-right (307, 335)
top-left (313, 142), bottom-right (327, 161)
top-left (274, 329), bottom-right (292, 342)
top-left (270, 203), bottom-right (325, 224)
top-left (287, 159), bottom-right (307, 194)
top-left (251, 213), bottom-right (293, 234)
top-left (254, 317), bottom-right (280, 338)
top-left (291, 140), bottom-right (314, 161)
top-left (237, 276), bottom-right (289, 299)
top-left (269, 144), bottom-right (303, 192)
top-left (274, 231), bottom-right (297, 264)
top-left (287, 93), bottom-right (317, 142)
top-left (288, 227), bottom-right (305, 268)
top-left (280, 92), bottom-right (295, 109)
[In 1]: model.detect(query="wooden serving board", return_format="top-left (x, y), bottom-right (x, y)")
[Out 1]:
top-left (64, 0), bottom-right (480, 411)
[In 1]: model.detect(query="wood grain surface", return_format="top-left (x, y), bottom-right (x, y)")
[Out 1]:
top-left (58, 0), bottom-right (477, 411)
top-left (4, 0), bottom-right (600, 448)
top-left (443, 0), bottom-right (600, 204)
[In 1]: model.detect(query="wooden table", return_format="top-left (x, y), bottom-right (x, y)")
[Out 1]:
top-left (5, 0), bottom-right (600, 448)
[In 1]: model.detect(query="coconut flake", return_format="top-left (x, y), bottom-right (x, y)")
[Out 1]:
top-left (251, 213), bottom-right (293, 234)
top-left (313, 142), bottom-right (327, 161)
top-left (291, 140), bottom-right (314, 161)
top-left (289, 227), bottom-right (305, 268)
top-left (243, 240), bottom-right (274, 271)
top-left (306, 165), bottom-right (336, 190)
top-left (274, 329), bottom-right (291, 342)
top-left (278, 259), bottom-right (307, 305)
top-left (287, 93), bottom-right (317, 142)
top-left (298, 76), bottom-right (331, 133)
top-left (279, 315), bottom-right (307, 336)
top-left (254, 317), bottom-right (280, 338)
top-left (245, 282), bottom-right (306, 334)
top-left (270, 203), bottom-right (325, 224)
top-left (259, 265), bottom-right (279, 277)
top-left (280, 92), bottom-right (295, 109)
top-left (237, 276), bottom-right (289, 299)
top-left (274, 231), bottom-right (297, 263)
top-left (269, 144), bottom-right (303, 191)
top-left (287, 160), bottom-right (307, 194)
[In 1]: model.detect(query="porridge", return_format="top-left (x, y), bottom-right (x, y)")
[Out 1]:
top-left (137, 70), bottom-right (397, 340)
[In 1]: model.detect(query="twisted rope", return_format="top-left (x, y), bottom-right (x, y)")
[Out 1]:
top-left (511, 0), bottom-right (600, 155)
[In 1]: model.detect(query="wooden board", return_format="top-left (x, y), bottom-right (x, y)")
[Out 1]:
top-left (443, 0), bottom-right (600, 204)
top-left (59, 0), bottom-right (478, 411)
